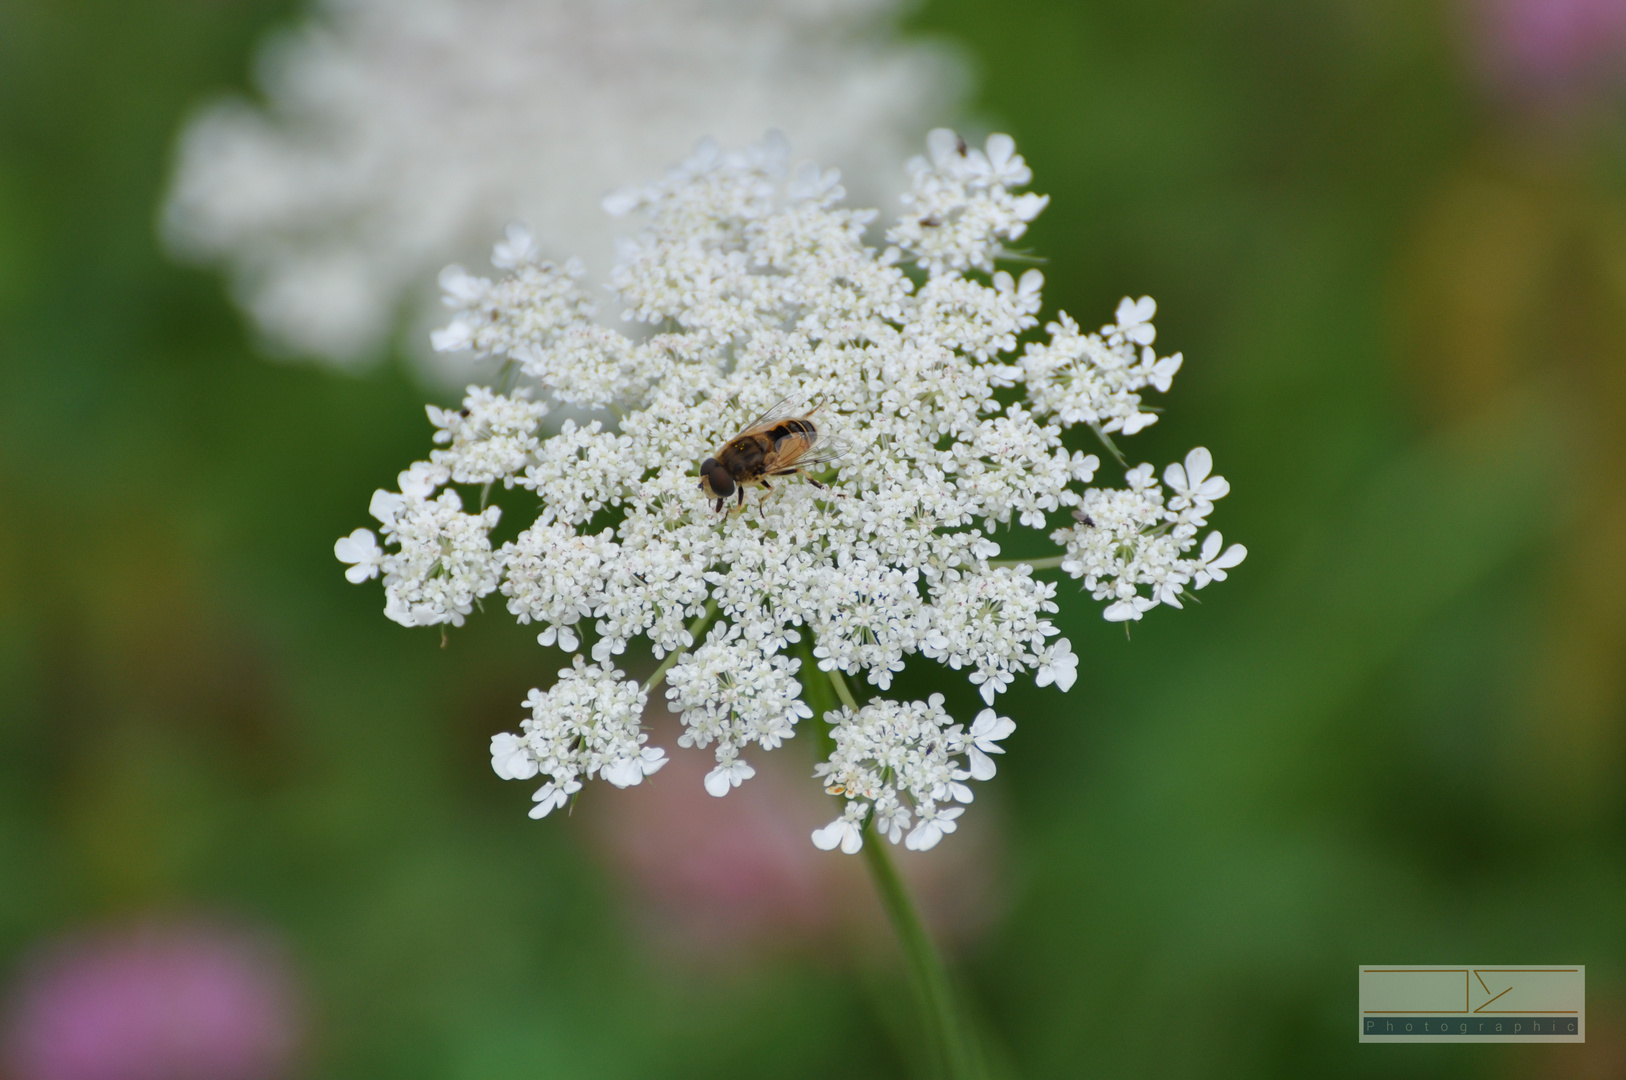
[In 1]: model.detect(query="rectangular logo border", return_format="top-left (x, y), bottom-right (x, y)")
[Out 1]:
top-left (1358, 965), bottom-right (1585, 1044)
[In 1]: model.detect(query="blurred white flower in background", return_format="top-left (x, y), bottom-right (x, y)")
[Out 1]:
top-left (162, 0), bottom-right (967, 373)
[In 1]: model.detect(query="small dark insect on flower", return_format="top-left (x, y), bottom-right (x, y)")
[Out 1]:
top-left (699, 397), bottom-right (839, 512)
top-left (1080, 514), bottom-right (1096, 528)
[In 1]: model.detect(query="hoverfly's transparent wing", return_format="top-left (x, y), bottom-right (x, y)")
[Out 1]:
top-left (732, 391), bottom-right (817, 438)
top-left (769, 428), bottom-right (847, 474)
top-left (803, 428), bottom-right (847, 467)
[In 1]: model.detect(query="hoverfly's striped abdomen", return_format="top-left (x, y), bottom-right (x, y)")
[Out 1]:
top-left (765, 419), bottom-right (817, 445)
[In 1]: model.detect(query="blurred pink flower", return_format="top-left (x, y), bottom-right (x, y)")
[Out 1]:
top-left (2, 919), bottom-right (300, 1080)
top-left (1469, 0), bottom-right (1626, 103)
top-left (585, 712), bottom-right (1006, 960)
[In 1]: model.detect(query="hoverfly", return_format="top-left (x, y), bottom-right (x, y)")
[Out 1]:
top-left (698, 396), bottom-right (840, 512)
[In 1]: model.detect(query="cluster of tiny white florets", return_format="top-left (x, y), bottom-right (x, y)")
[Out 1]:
top-left (1051, 447), bottom-right (1247, 622)
top-left (336, 129), bottom-right (1245, 851)
top-left (665, 622), bottom-right (815, 797)
top-left (812, 695), bottom-right (1014, 853)
top-left (334, 462), bottom-right (503, 628)
top-left (490, 656), bottom-right (665, 818)
top-left (499, 521), bottom-right (618, 652)
top-left (889, 129), bottom-right (1049, 276)
top-left (428, 385), bottom-right (550, 487)
top-left (1020, 299), bottom-right (1183, 436)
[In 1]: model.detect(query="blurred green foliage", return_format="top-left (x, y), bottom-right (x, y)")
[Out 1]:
top-left (1, 0), bottom-right (1621, 1077)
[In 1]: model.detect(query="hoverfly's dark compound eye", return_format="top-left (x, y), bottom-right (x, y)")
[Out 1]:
top-left (705, 463), bottom-right (735, 498)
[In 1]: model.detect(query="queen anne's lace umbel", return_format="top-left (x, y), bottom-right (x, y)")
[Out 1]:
top-left (336, 130), bottom-right (1245, 851)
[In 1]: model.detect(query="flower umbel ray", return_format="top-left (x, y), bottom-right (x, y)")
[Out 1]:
top-left (336, 129), bottom-right (1246, 851)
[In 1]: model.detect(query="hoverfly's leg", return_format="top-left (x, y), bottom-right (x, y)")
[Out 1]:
top-left (768, 465), bottom-right (828, 491)
top-left (789, 466), bottom-right (827, 491)
top-left (761, 479), bottom-right (773, 492)
top-left (714, 498), bottom-right (725, 513)
top-left (804, 469), bottom-right (842, 498)
top-left (737, 488), bottom-right (746, 508)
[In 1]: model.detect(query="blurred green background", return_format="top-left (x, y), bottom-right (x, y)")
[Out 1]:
top-left (1, 0), bottom-right (1623, 1077)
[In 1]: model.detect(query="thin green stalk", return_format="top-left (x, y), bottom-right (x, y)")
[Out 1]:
top-left (1088, 420), bottom-right (1126, 465)
top-left (798, 644), bottom-right (839, 760)
top-left (640, 599), bottom-right (717, 695)
top-left (495, 357), bottom-right (520, 396)
top-left (861, 821), bottom-right (984, 1080)
top-left (826, 665), bottom-right (861, 710)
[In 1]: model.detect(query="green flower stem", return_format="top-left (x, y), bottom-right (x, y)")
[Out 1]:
top-left (494, 357), bottom-right (520, 395)
top-left (814, 661), bottom-right (983, 1080)
top-left (826, 665), bottom-right (861, 710)
top-left (987, 554), bottom-right (1066, 571)
top-left (798, 643), bottom-right (839, 759)
top-left (860, 820), bottom-right (983, 1080)
top-left (640, 598), bottom-right (717, 695)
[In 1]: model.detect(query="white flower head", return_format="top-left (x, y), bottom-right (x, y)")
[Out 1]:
top-left (161, 0), bottom-right (966, 371)
top-left (1053, 446), bottom-right (1247, 621)
top-left (1018, 305), bottom-right (1186, 437)
top-left (491, 656), bottom-right (663, 818)
top-left (339, 130), bottom-right (1242, 846)
top-left (666, 622), bottom-right (813, 794)
top-left (344, 468), bottom-right (502, 628)
top-left (428, 385), bottom-right (549, 487)
top-left (813, 694), bottom-right (1007, 853)
top-left (500, 521), bottom-right (619, 652)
